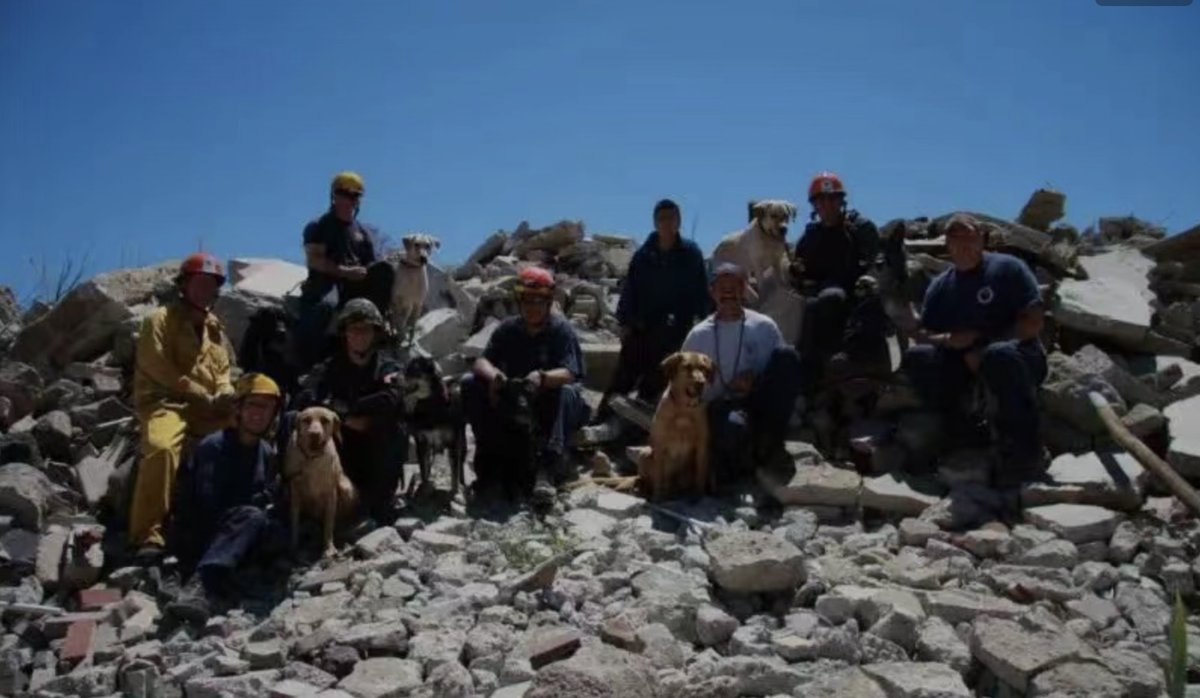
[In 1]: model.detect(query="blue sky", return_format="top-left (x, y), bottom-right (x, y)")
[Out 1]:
top-left (2, 1), bottom-right (1197, 304)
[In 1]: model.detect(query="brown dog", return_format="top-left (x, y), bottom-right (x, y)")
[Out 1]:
top-left (642, 352), bottom-right (714, 500)
top-left (284, 407), bottom-right (358, 557)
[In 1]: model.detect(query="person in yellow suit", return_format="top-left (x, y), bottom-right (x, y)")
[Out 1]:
top-left (129, 252), bottom-right (236, 561)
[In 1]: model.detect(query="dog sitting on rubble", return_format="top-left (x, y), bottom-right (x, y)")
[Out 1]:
top-left (641, 351), bottom-right (715, 500)
top-left (283, 406), bottom-right (359, 558)
top-left (401, 356), bottom-right (467, 498)
top-left (391, 233), bottom-right (440, 344)
top-left (712, 200), bottom-right (798, 301)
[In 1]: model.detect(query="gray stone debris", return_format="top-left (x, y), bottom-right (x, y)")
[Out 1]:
top-left (705, 530), bottom-right (805, 594)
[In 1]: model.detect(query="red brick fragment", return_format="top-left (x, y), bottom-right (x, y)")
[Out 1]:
top-left (60, 619), bottom-right (96, 662)
top-left (77, 587), bottom-right (121, 611)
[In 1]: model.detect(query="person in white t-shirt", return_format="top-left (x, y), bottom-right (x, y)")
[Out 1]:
top-left (682, 263), bottom-right (804, 482)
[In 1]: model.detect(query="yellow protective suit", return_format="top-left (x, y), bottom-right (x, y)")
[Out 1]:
top-left (129, 302), bottom-right (235, 548)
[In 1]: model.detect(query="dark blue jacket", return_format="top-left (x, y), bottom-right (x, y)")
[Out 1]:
top-left (169, 428), bottom-right (274, 569)
top-left (616, 233), bottom-right (711, 331)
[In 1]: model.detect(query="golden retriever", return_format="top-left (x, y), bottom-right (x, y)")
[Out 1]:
top-left (641, 351), bottom-right (714, 500)
top-left (712, 200), bottom-right (798, 301)
top-left (284, 406), bottom-right (358, 557)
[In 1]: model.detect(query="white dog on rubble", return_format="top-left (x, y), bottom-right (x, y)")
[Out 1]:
top-left (391, 233), bottom-right (440, 343)
top-left (711, 199), bottom-right (798, 301)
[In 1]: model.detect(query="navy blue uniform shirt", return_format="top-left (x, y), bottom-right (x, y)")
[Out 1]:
top-left (616, 233), bottom-right (711, 330)
top-left (301, 211), bottom-right (381, 300)
top-left (483, 315), bottom-right (585, 382)
top-left (920, 252), bottom-right (1042, 343)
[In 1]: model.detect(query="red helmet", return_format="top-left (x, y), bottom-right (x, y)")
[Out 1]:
top-left (179, 252), bottom-right (226, 284)
top-left (808, 171), bottom-right (846, 202)
top-left (514, 266), bottom-right (555, 298)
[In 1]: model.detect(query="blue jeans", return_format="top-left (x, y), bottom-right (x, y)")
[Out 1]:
top-left (462, 374), bottom-right (591, 486)
top-left (904, 340), bottom-right (1047, 465)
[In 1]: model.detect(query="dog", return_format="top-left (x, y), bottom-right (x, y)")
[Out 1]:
top-left (238, 306), bottom-right (299, 397)
top-left (401, 356), bottom-right (467, 498)
top-left (391, 233), bottom-right (441, 343)
top-left (712, 200), bottom-right (798, 300)
top-left (642, 351), bottom-right (714, 500)
top-left (284, 407), bottom-right (358, 557)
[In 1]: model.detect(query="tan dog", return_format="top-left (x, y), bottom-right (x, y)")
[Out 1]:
top-left (712, 200), bottom-right (798, 301)
top-left (284, 407), bottom-right (358, 557)
top-left (641, 352), bottom-right (714, 500)
top-left (391, 233), bottom-right (440, 343)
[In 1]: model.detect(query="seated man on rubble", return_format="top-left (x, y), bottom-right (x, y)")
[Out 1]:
top-left (129, 253), bottom-right (237, 564)
top-left (903, 213), bottom-right (1048, 489)
top-left (462, 267), bottom-right (592, 505)
top-left (791, 171), bottom-right (890, 390)
top-left (296, 171), bottom-right (396, 368)
top-left (596, 198), bottom-right (710, 420)
top-left (166, 373), bottom-right (285, 622)
top-left (293, 298), bottom-right (407, 522)
top-left (682, 263), bottom-right (804, 481)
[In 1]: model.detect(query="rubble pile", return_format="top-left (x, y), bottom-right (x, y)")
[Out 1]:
top-left (0, 191), bottom-right (1197, 697)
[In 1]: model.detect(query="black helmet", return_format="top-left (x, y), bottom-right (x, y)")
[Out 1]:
top-left (336, 298), bottom-right (385, 332)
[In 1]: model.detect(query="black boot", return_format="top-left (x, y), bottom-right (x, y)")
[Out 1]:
top-left (166, 577), bottom-right (214, 624)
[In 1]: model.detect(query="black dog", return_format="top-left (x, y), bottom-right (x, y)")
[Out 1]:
top-left (402, 357), bottom-right (467, 497)
top-left (239, 307), bottom-right (299, 398)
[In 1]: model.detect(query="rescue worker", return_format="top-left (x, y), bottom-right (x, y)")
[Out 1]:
top-left (166, 373), bottom-right (283, 622)
top-left (463, 267), bottom-right (591, 504)
top-left (596, 199), bottom-right (710, 420)
top-left (297, 171), bottom-right (396, 368)
top-left (129, 253), bottom-right (235, 562)
top-left (682, 263), bottom-right (804, 481)
top-left (903, 213), bottom-right (1048, 489)
top-left (791, 172), bottom-right (888, 389)
top-left (293, 298), bottom-right (406, 521)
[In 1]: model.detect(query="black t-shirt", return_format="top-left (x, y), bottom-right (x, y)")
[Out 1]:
top-left (301, 211), bottom-right (379, 299)
top-left (483, 315), bottom-right (585, 381)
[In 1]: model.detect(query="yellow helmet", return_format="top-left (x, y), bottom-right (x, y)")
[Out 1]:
top-left (331, 171), bottom-right (365, 195)
top-left (235, 372), bottom-right (281, 401)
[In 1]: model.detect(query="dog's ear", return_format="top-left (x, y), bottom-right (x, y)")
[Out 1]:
top-left (661, 352), bottom-right (684, 377)
top-left (330, 412), bottom-right (342, 444)
top-left (700, 355), bottom-right (716, 379)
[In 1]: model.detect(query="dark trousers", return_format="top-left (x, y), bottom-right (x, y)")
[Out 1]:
top-left (799, 286), bottom-right (890, 390)
top-left (903, 340), bottom-right (1047, 464)
top-left (296, 262), bottom-right (396, 369)
top-left (602, 324), bottom-right (689, 406)
top-left (462, 374), bottom-right (591, 486)
top-left (194, 506), bottom-right (275, 579)
top-left (708, 346), bottom-right (804, 481)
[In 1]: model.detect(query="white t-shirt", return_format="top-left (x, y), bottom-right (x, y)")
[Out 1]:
top-left (682, 309), bottom-right (785, 401)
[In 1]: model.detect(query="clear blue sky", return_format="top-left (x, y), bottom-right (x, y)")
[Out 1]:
top-left (2, 1), bottom-right (1197, 304)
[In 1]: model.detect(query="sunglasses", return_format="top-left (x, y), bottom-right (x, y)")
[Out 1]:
top-left (334, 189), bottom-right (363, 200)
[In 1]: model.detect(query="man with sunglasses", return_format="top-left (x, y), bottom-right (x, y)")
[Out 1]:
top-left (791, 171), bottom-right (888, 390)
top-left (296, 171), bottom-right (395, 367)
top-left (462, 267), bottom-right (591, 505)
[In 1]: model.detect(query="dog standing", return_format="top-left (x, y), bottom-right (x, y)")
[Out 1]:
top-left (402, 357), bottom-right (467, 497)
top-left (284, 407), bottom-right (358, 557)
top-left (712, 200), bottom-right (798, 300)
top-left (642, 351), bottom-right (714, 500)
top-left (391, 233), bottom-right (440, 343)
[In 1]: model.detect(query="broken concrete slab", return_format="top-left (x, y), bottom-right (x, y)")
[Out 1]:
top-left (758, 463), bottom-right (861, 507)
top-left (969, 616), bottom-right (1092, 693)
top-left (861, 473), bottom-right (941, 516)
top-left (1024, 504), bottom-right (1123, 544)
top-left (705, 530), bottom-right (806, 593)
top-left (1021, 451), bottom-right (1148, 511)
top-left (1164, 393), bottom-right (1200, 480)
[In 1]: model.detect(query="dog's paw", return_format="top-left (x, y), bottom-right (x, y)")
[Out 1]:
top-left (322, 545), bottom-right (338, 559)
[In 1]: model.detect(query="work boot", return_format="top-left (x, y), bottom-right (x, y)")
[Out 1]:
top-left (134, 544), bottom-right (166, 568)
top-left (532, 469), bottom-right (555, 509)
top-left (166, 577), bottom-right (214, 624)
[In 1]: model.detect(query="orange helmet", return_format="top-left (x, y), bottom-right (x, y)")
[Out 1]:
top-left (514, 266), bottom-right (556, 299)
top-left (179, 252), bottom-right (226, 284)
top-left (808, 171), bottom-right (846, 201)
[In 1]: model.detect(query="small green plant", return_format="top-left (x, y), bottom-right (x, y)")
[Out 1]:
top-left (1166, 591), bottom-right (1188, 698)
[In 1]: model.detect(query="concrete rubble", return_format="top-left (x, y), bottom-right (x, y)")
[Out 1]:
top-left (0, 193), bottom-right (1198, 696)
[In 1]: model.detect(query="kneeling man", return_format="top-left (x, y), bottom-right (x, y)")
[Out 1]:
top-left (903, 213), bottom-right (1048, 487)
top-left (682, 263), bottom-right (803, 482)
